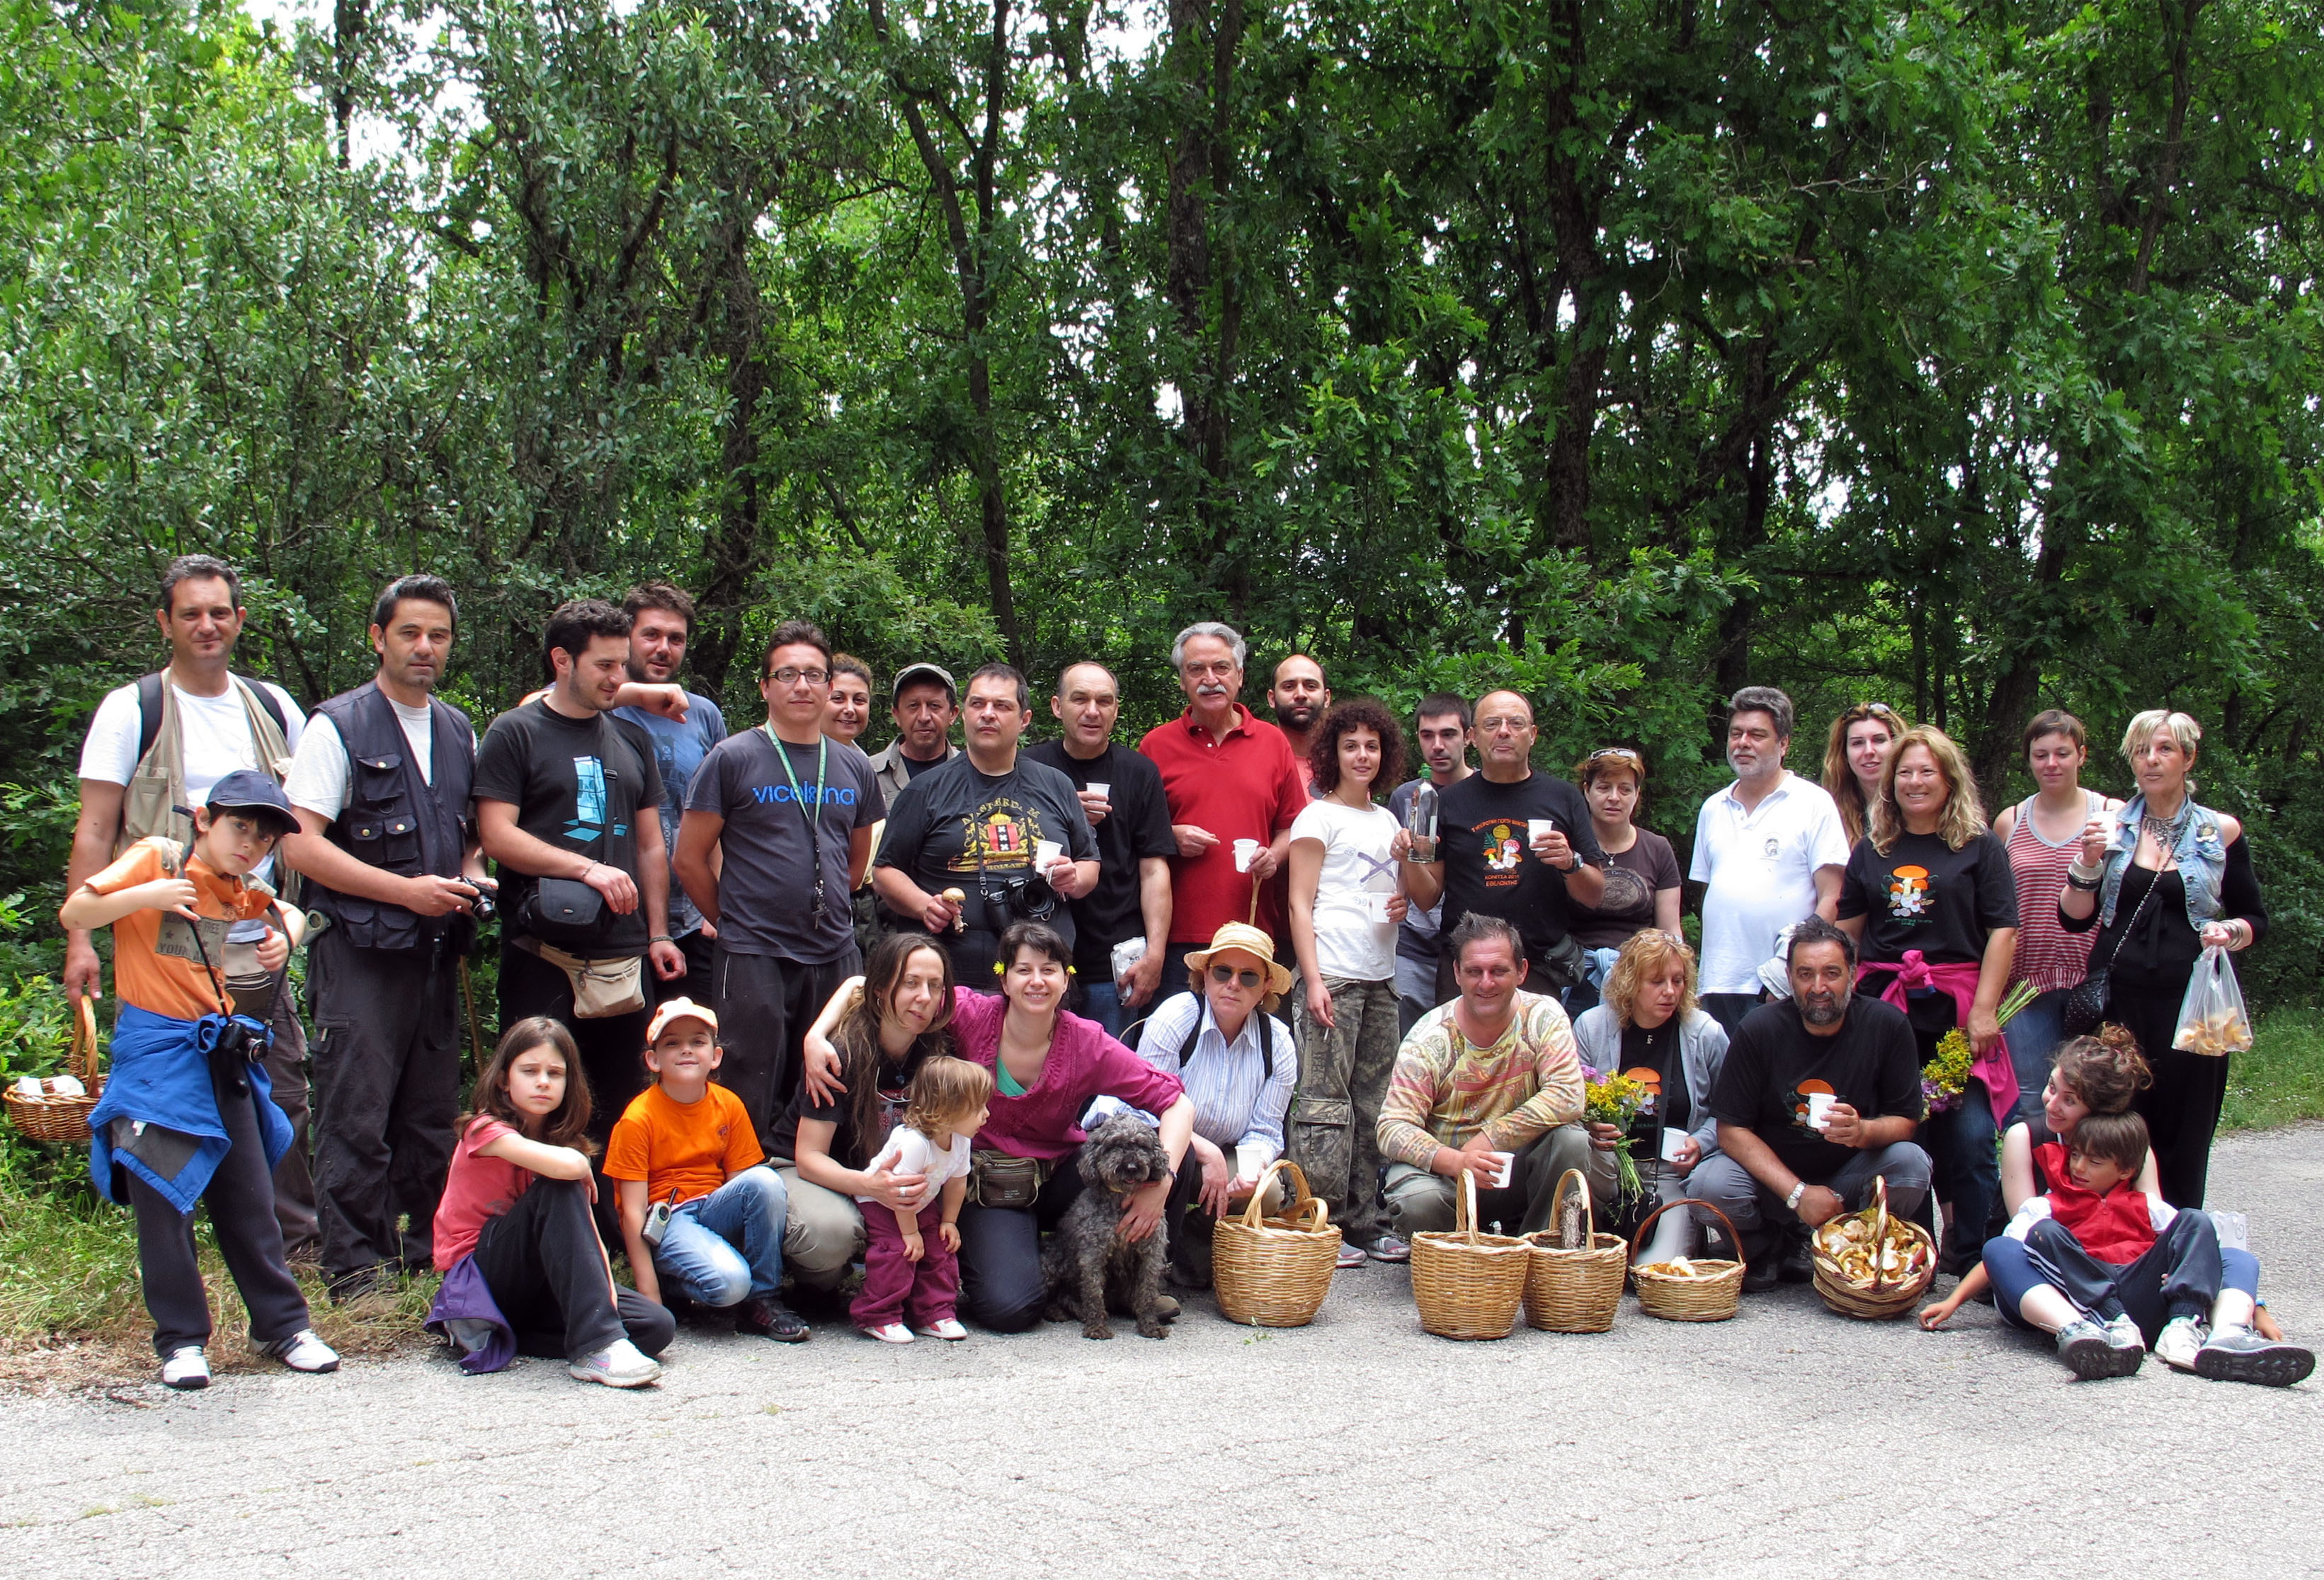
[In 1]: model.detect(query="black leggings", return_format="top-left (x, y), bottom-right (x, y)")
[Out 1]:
top-left (2112, 983), bottom-right (2231, 1208)
top-left (470, 1177), bottom-right (675, 1361)
top-left (955, 1148), bottom-right (1089, 1332)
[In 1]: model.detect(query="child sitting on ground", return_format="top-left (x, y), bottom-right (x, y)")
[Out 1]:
top-left (606, 999), bottom-right (809, 1342)
top-left (852, 1056), bottom-right (991, 1344)
top-left (429, 1017), bottom-right (676, 1387)
top-left (62, 771), bottom-right (337, 1390)
top-left (1923, 1109), bottom-right (2311, 1385)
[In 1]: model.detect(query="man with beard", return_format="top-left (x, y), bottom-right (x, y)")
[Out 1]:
top-left (1268, 655), bottom-right (1331, 774)
top-left (281, 575), bottom-right (488, 1298)
top-left (1692, 916), bottom-right (1930, 1291)
top-left (611, 583), bottom-right (728, 1007)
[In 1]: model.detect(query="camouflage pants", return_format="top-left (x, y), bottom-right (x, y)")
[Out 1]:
top-left (1287, 975), bottom-right (1399, 1245)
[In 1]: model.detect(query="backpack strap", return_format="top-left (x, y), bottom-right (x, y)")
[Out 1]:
top-left (1172, 991), bottom-right (1275, 1082)
top-left (136, 672), bottom-right (166, 763)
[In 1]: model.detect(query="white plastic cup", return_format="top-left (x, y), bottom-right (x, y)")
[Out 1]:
top-left (1806, 1092), bottom-right (1838, 1131)
top-left (1660, 1128), bottom-right (1691, 1164)
top-left (1084, 781), bottom-right (1111, 799)
top-left (1362, 892), bottom-right (1393, 922)
top-left (1527, 818), bottom-right (1557, 847)
top-left (1484, 1150), bottom-right (1516, 1190)
top-left (1035, 838), bottom-right (1064, 871)
top-left (1233, 837), bottom-right (1260, 872)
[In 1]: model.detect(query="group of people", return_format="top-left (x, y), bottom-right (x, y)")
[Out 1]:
top-left (53, 558), bottom-right (2308, 1391)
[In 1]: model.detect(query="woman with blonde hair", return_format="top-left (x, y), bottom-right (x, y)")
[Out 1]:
top-left (1570, 930), bottom-right (1729, 1263)
top-left (1822, 700), bottom-right (1909, 846)
top-left (1837, 724), bottom-right (2020, 1271)
top-left (2058, 710), bottom-right (2266, 1208)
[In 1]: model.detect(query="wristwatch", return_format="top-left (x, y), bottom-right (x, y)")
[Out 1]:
top-left (1784, 1180), bottom-right (1808, 1213)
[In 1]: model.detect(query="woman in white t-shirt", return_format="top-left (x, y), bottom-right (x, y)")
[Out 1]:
top-left (1285, 699), bottom-right (1413, 1264)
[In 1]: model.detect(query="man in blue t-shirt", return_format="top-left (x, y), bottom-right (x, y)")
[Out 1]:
top-left (613, 582), bottom-right (729, 1007)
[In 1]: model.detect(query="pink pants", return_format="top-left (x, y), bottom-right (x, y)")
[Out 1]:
top-left (852, 1198), bottom-right (961, 1330)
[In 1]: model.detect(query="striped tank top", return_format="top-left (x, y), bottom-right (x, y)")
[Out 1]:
top-left (2005, 790), bottom-right (2107, 994)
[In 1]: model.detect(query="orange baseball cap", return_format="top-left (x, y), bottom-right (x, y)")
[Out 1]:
top-left (646, 997), bottom-right (719, 1045)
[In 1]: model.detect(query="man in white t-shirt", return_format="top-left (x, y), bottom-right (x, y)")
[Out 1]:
top-left (67, 554), bottom-right (315, 1253)
top-left (1689, 686), bottom-right (1850, 1040)
top-left (279, 575), bottom-right (488, 1299)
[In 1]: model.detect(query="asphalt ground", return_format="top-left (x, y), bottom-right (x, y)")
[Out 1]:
top-left (4, 1123), bottom-right (2319, 1579)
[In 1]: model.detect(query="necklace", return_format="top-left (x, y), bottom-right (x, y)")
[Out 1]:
top-left (2141, 800), bottom-right (2192, 854)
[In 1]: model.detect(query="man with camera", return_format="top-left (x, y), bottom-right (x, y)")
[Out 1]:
top-left (280, 575), bottom-right (490, 1299)
top-left (875, 663), bottom-right (1098, 987)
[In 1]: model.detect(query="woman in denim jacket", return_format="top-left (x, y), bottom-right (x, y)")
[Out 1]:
top-left (2059, 711), bottom-right (2265, 1208)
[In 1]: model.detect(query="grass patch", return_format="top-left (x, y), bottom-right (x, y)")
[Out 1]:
top-left (0, 1128), bottom-right (433, 1391)
top-left (2222, 1008), bottom-right (2324, 1133)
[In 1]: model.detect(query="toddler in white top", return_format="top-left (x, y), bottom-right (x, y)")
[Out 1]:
top-left (852, 1056), bottom-right (991, 1344)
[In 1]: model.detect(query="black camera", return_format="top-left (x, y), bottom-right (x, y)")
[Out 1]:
top-left (207, 1019), bottom-right (265, 1098)
top-left (470, 889), bottom-right (496, 922)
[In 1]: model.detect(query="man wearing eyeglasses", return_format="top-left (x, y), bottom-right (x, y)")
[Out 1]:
top-left (674, 622), bottom-right (884, 1146)
top-left (1138, 622), bottom-right (1311, 989)
top-left (1688, 685), bottom-right (1850, 1040)
top-left (1403, 689), bottom-right (1605, 1005)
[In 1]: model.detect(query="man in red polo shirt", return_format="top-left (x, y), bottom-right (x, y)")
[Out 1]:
top-left (1139, 622), bottom-right (1309, 990)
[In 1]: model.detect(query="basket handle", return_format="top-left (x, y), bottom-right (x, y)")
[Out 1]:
top-left (1550, 1167), bottom-right (1595, 1248)
top-left (1630, 1196), bottom-right (1738, 1266)
top-left (1455, 1167), bottom-right (1480, 1244)
top-left (1866, 1174), bottom-right (1891, 1293)
top-left (70, 995), bottom-right (101, 1083)
top-left (1238, 1157), bottom-right (1331, 1233)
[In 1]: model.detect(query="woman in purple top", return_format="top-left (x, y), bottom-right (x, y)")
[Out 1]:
top-left (802, 919), bottom-right (1193, 1332)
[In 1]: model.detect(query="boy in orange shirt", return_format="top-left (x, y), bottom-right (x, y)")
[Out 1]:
top-left (63, 771), bottom-right (338, 1389)
top-left (607, 1000), bottom-right (809, 1341)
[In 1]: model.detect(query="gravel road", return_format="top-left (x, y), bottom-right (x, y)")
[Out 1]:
top-left (4, 1125), bottom-right (2318, 1579)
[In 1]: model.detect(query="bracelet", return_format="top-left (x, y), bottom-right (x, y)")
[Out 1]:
top-left (2065, 871), bottom-right (2101, 892)
top-left (1784, 1180), bottom-right (1808, 1212)
top-left (651, 934), bottom-right (674, 944)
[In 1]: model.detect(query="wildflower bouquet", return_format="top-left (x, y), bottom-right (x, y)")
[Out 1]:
top-left (1583, 1072), bottom-right (1651, 1199)
top-left (1920, 981), bottom-right (2039, 1112)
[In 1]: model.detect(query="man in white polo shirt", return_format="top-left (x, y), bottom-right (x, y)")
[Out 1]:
top-left (1689, 686), bottom-right (1850, 1039)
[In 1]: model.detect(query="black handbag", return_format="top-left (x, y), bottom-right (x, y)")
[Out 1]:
top-left (2062, 864), bottom-right (2158, 1038)
top-left (521, 876), bottom-right (610, 951)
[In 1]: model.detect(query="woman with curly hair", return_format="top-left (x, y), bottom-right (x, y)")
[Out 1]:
top-left (1821, 700), bottom-right (1910, 847)
top-left (1563, 745), bottom-right (1683, 1018)
top-left (1285, 698), bottom-right (1414, 1265)
top-left (1836, 724), bottom-right (2020, 1272)
top-left (1570, 930), bottom-right (1728, 1261)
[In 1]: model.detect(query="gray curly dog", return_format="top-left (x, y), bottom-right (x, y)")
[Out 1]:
top-left (1041, 1115), bottom-right (1174, 1340)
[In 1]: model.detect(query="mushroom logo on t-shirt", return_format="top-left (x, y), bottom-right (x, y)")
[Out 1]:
top-left (1886, 864), bottom-right (1932, 920)
top-left (1622, 1065), bottom-right (1663, 1121)
top-left (1484, 821), bottom-right (1523, 876)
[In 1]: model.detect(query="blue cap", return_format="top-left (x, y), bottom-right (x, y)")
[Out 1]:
top-left (205, 769), bottom-right (299, 836)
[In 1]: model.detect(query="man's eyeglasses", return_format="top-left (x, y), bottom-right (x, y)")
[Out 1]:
top-left (1209, 965), bottom-right (1265, 990)
top-left (1476, 715), bottom-right (1533, 734)
top-left (1182, 661), bottom-right (1238, 679)
top-left (769, 666), bottom-right (830, 686)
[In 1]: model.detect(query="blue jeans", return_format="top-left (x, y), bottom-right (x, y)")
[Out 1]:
top-left (2005, 988), bottom-right (2069, 1125)
top-left (651, 1165), bottom-right (789, 1307)
top-left (1081, 980), bottom-right (1123, 1038)
top-left (1927, 1079), bottom-right (2002, 1260)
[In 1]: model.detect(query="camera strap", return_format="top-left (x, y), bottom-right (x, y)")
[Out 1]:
top-left (181, 890), bottom-right (239, 1024)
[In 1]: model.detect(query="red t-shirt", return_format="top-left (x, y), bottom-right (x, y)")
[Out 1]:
top-left (433, 1117), bottom-right (531, 1271)
top-left (2033, 1142), bottom-right (2159, 1264)
top-left (1137, 705), bottom-right (1309, 944)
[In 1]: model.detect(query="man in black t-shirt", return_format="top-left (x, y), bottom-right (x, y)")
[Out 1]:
top-left (1024, 662), bottom-right (1178, 1035)
top-left (875, 664), bottom-right (1099, 985)
top-left (1405, 689), bottom-right (1605, 1005)
top-left (675, 619), bottom-right (884, 1152)
top-left (1692, 917), bottom-right (1932, 1288)
top-left (477, 600), bottom-right (680, 1151)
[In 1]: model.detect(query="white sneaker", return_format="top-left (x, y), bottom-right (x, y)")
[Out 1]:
top-left (2154, 1315), bottom-right (2207, 1373)
top-left (2102, 1312), bottom-right (2146, 1360)
top-left (567, 1339), bottom-right (662, 1388)
top-left (860, 1322), bottom-right (915, 1344)
top-left (914, 1319), bottom-right (969, 1341)
top-left (263, 1329), bottom-right (341, 1374)
top-left (160, 1346), bottom-right (210, 1390)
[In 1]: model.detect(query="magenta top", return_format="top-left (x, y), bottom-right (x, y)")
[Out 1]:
top-left (947, 987), bottom-right (1185, 1161)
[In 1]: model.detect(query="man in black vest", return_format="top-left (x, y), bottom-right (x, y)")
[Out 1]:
top-left (281, 576), bottom-right (488, 1300)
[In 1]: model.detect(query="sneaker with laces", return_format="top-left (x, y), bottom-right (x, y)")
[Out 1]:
top-left (568, 1339), bottom-right (662, 1387)
top-left (2154, 1315), bottom-right (2207, 1373)
top-left (263, 1329), bottom-right (341, 1374)
top-left (2056, 1318), bottom-right (2140, 1380)
top-left (1335, 1242), bottom-right (1367, 1270)
top-left (2194, 1325), bottom-right (2317, 1387)
top-left (1363, 1235), bottom-right (1411, 1264)
top-left (913, 1318), bottom-right (969, 1341)
top-left (2102, 1312), bottom-right (2147, 1361)
top-left (860, 1322), bottom-right (915, 1344)
top-left (735, 1298), bottom-right (811, 1343)
top-left (160, 1346), bottom-right (211, 1390)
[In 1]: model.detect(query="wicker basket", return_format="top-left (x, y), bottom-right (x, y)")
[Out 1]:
top-left (1212, 1159), bottom-right (1342, 1328)
top-left (1522, 1168), bottom-right (1627, 1333)
top-left (1810, 1176), bottom-right (1937, 1320)
top-left (1630, 1198), bottom-right (1745, 1322)
top-left (3, 995), bottom-right (104, 1145)
top-left (1410, 1171), bottom-right (1530, 1339)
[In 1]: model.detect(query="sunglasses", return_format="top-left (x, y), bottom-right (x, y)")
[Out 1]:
top-left (1209, 964), bottom-right (1265, 990)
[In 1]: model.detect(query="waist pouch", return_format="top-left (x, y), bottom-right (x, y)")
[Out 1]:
top-left (967, 1148), bottom-right (1048, 1210)
top-left (523, 939), bottom-right (646, 1020)
top-left (521, 876), bottom-right (612, 952)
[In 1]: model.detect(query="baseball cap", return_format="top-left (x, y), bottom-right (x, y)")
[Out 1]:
top-left (205, 769), bottom-right (299, 837)
top-left (646, 997), bottom-right (720, 1045)
top-left (891, 662), bottom-right (957, 703)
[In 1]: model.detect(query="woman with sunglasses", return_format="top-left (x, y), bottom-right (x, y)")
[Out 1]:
top-left (1285, 699), bottom-right (1413, 1266)
top-left (1563, 747), bottom-right (1683, 1019)
top-left (1823, 702), bottom-right (1909, 847)
top-left (799, 919), bottom-right (1195, 1332)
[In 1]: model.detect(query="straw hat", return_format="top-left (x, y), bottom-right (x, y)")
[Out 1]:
top-left (1185, 922), bottom-right (1294, 998)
